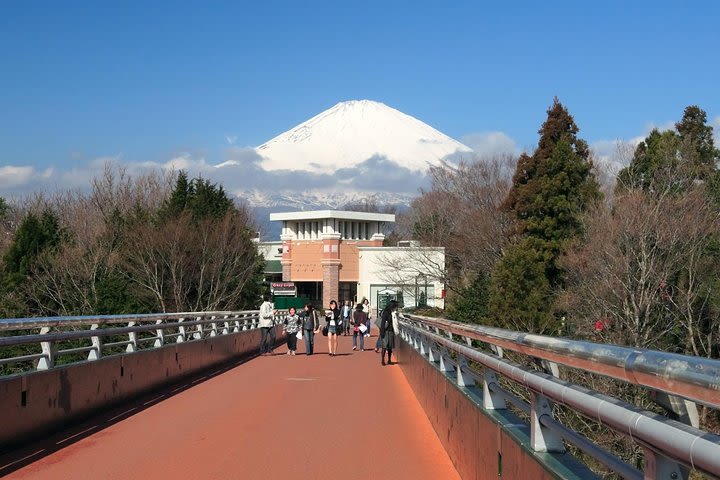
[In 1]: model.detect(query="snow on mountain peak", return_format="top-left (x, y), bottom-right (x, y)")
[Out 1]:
top-left (256, 99), bottom-right (472, 174)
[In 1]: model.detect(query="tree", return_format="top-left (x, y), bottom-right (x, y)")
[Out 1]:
top-left (675, 105), bottom-right (719, 169)
top-left (617, 106), bottom-right (719, 195)
top-left (400, 156), bottom-right (514, 297)
top-left (123, 174), bottom-right (263, 312)
top-left (159, 172), bottom-right (233, 222)
top-left (488, 98), bottom-right (601, 332)
top-left (560, 189), bottom-right (720, 349)
top-left (446, 272), bottom-right (490, 324)
top-left (2, 210), bottom-right (63, 290)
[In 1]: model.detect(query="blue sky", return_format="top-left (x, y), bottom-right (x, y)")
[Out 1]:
top-left (1, 1), bottom-right (718, 194)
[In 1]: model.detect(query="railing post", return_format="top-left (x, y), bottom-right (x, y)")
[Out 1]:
top-left (428, 343), bottom-right (437, 363)
top-left (126, 322), bottom-right (137, 353)
top-left (463, 336), bottom-right (472, 347)
top-left (457, 357), bottom-right (469, 387)
top-left (37, 327), bottom-right (56, 370)
top-left (232, 315), bottom-right (240, 333)
top-left (222, 315), bottom-right (230, 335)
top-left (482, 369), bottom-right (506, 410)
top-left (193, 316), bottom-right (203, 339)
top-left (642, 446), bottom-right (687, 480)
top-left (419, 337), bottom-right (427, 356)
top-left (177, 317), bottom-right (186, 343)
top-left (209, 316), bottom-right (218, 337)
top-left (439, 348), bottom-right (454, 373)
top-left (88, 324), bottom-right (102, 360)
top-left (530, 393), bottom-right (564, 453)
top-left (154, 319), bottom-right (165, 348)
top-left (490, 344), bottom-right (504, 358)
top-left (242, 316), bottom-right (249, 331)
top-left (650, 391), bottom-right (699, 428)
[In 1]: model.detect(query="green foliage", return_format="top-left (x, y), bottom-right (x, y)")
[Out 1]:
top-left (488, 99), bottom-right (600, 331)
top-left (94, 270), bottom-right (153, 315)
top-left (617, 106), bottom-right (719, 194)
top-left (0, 197), bottom-right (8, 219)
top-left (446, 272), bottom-right (490, 324)
top-left (488, 238), bottom-right (554, 333)
top-left (2, 210), bottom-right (63, 289)
top-left (675, 105), bottom-right (719, 168)
top-left (616, 129), bottom-right (680, 191)
top-left (159, 171), bottom-right (234, 222)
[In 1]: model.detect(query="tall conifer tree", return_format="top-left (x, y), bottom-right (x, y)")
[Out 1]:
top-left (488, 98), bottom-right (600, 333)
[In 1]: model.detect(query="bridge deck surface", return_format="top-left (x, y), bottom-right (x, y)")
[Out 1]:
top-left (1, 334), bottom-right (460, 480)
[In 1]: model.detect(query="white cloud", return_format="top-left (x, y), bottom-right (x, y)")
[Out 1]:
top-left (460, 131), bottom-right (519, 156)
top-left (590, 139), bottom-right (641, 177)
top-left (225, 135), bottom-right (238, 145)
top-left (0, 165), bottom-right (35, 189)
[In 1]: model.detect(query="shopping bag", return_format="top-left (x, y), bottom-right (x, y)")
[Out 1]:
top-left (358, 324), bottom-right (368, 334)
top-left (296, 330), bottom-right (302, 340)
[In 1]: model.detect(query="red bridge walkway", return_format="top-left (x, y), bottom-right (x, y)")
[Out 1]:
top-left (1, 335), bottom-right (460, 480)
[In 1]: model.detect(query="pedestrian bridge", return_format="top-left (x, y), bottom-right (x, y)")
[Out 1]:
top-left (0, 312), bottom-right (718, 480)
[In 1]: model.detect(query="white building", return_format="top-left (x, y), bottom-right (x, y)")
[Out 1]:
top-left (258, 209), bottom-right (445, 311)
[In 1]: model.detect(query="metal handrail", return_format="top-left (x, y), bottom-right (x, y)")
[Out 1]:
top-left (0, 310), bottom-right (283, 372)
top-left (0, 311), bottom-right (255, 331)
top-left (399, 315), bottom-right (720, 480)
top-left (402, 314), bottom-right (720, 409)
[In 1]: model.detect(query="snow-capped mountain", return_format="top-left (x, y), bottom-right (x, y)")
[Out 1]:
top-left (240, 189), bottom-right (413, 210)
top-left (256, 100), bottom-right (472, 174)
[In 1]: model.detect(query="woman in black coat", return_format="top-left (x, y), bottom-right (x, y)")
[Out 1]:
top-left (379, 300), bottom-right (398, 366)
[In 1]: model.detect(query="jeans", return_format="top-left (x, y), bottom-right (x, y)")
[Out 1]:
top-left (352, 330), bottom-right (365, 350)
top-left (304, 328), bottom-right (315, 355)
top-left (286, 332), bottom-right (298, 351)
top-left (259, 327), bottom-right (274, 354)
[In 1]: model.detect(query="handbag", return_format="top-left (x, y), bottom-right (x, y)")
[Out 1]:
top-left (358, 324), bottom-right (368, 334)
top-left (322, 325), bottom-right (329, 336)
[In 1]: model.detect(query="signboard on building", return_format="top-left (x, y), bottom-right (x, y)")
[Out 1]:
top-left (271, 282), bottom-right (297, 296)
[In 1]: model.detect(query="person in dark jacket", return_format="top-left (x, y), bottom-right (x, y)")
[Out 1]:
top-left (352, 303), bottom-right (367, 351)
top-left (379, 300), bottom-right (399, 366)
top-left (300, 304), bottom-right (320, 355)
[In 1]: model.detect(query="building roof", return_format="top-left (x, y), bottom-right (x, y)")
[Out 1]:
top-left (269, 210), bottom-right (395, 222)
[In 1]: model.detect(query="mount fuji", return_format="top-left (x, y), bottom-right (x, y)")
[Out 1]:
top-left (225, 100), bottom-right (473, 237)
top-left (255, 100), bottom-right (472, 174)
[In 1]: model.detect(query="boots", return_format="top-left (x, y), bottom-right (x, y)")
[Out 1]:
top-left (381, 348), bottom-right (386, 366)
top-left (387, 349), bottom-right (393, 365)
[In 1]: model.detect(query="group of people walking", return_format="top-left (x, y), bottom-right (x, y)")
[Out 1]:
top-left (258, 294), bottom-right (399, 365)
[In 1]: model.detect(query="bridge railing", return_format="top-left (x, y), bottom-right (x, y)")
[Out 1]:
top-left (0, 310), bottom-right (284, 373)
top-left (400, 314), bottom-right (720, 480)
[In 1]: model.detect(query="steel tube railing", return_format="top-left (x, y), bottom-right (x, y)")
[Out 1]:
top-left (0, 311), bottom-right (257, 331)
top-left (538, 415), bottom-right (643, 480)
top-left (0, 310), bottom-right (280, 371)
top-left (403, 314), bottom-right (720, 409)
top-left (400, 317), bottom-right (720, 480)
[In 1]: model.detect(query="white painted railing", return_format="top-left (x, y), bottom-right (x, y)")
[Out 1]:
top-left (0, 311), bottom-right (284, 372)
